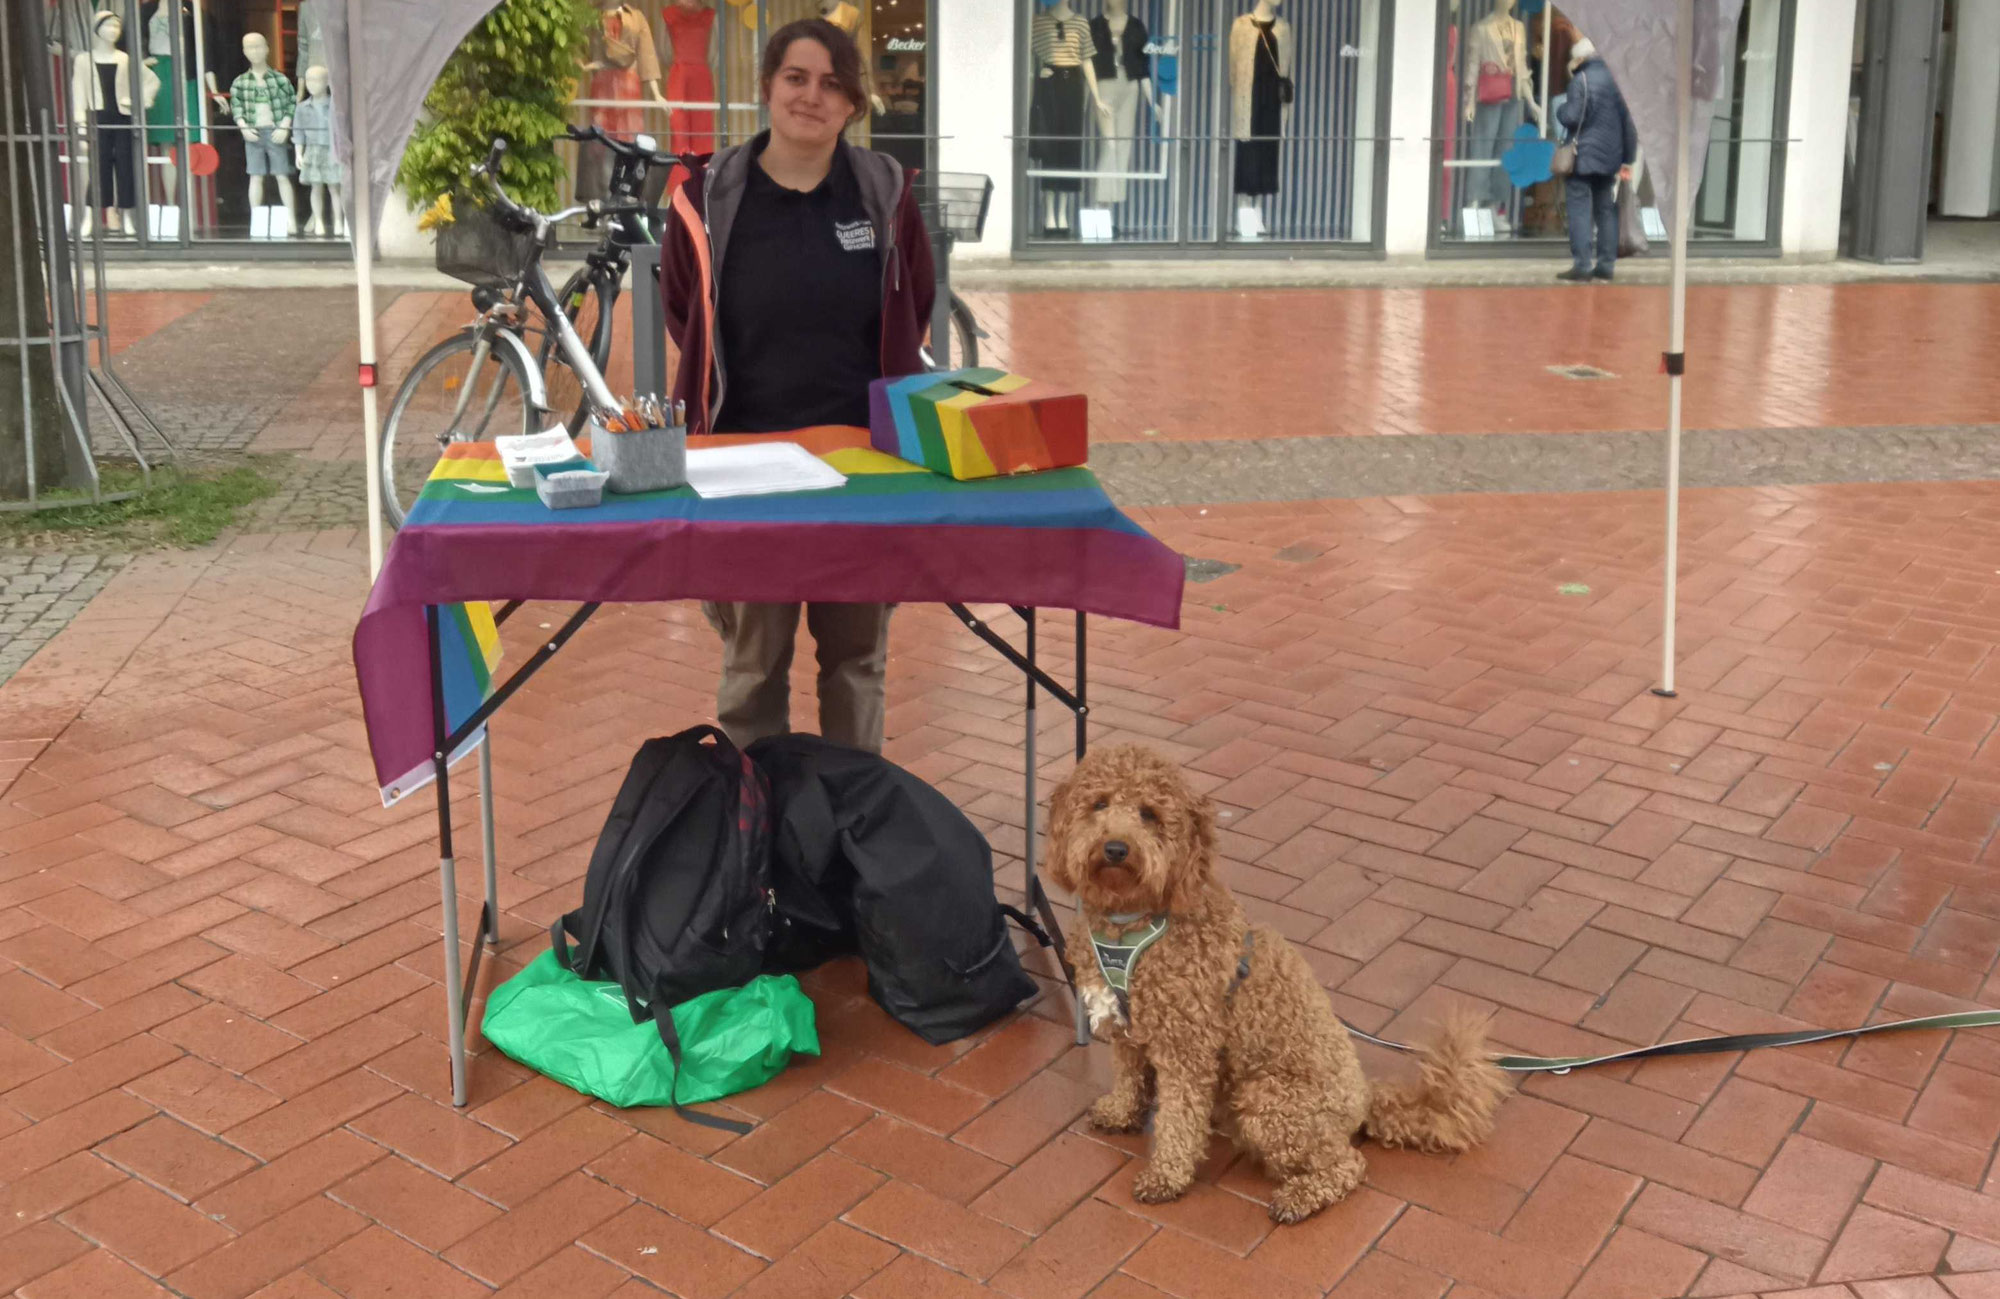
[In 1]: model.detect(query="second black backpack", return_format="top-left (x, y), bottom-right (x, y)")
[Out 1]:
top-left (552, 725), bottom-right (773, 1126)
top-left (750, 734), bottom-right (1041, 1045)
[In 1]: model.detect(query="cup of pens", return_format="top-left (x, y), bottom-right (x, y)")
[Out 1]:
top-left (589, 394), bottom-right (688, 494)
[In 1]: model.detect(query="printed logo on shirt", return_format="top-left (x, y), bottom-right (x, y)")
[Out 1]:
top-left (833, 219), bottom-right (876, 252)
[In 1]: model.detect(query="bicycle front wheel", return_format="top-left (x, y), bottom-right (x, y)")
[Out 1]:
top-left (379, 330), bottom-right (537, 529)
top-left (949, 294), bottom-right (980, 369)
top-left (540, 268), bottom-right (616, 436)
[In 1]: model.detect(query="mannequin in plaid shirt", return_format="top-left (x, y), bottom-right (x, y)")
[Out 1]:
top-left (229, 32), bottom-right (299, 234)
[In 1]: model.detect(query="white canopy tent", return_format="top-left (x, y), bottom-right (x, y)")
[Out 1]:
top-left (322, 0), bottom-right (507, 578)
top-left (1544, 0), bottom-right (1747, 695)
top-left (322, 0), bottom-right (1748, 699)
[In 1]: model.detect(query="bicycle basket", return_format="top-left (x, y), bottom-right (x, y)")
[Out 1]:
top-left (434, 202), bottom-right (536, 289)
top-left (915, 172), bottom-right (993, 243)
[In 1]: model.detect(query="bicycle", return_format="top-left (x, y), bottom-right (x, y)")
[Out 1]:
top-left (914, 171), bottom-right (994, 370)
top-left (539, 124), bottom-right (690, 437)
top-left (378, 138), bottom-right (641, 528)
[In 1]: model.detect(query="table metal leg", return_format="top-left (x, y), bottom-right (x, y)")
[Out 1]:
top-left (1070, 610), bottom-right (1090, 1045)
top-left (423, 603), bottom-right (601, 1106)
top-left (1075, 612), bottom-right (1088, 762)
top-left (479, 738), bottom-right (499, 949)
top-left (949, 604), bottom-right (1092, 1044)
top-left (428, 606), bottom-right (507, 1109)
top-left (1019, 613), bottom-right (1080, 1043)
top-left (427, 607), bottom-right (470, 1106)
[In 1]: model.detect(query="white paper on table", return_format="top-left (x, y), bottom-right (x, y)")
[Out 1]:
top-left (684, 442), bottom-right (848, 499)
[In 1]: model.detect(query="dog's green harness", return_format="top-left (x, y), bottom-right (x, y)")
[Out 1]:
top-left (1089, 913), bottom-right (1255, 1023)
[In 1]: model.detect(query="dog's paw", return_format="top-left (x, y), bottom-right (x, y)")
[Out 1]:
top-left (1130, 1163), bottom-right (1192, 1204)
top-left (1087, 1094), bottom-right (1146, 1133)
top-left (1268, 1179), bottom-right (1338, 1224)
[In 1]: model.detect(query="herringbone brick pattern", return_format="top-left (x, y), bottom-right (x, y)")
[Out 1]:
top-left (1, 480), bottom-right (1998, 1299)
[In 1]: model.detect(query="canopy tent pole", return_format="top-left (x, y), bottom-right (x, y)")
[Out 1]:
top-left (348, 4), bottom-right (385, 579)
top-left (1653, 0), bottom-right (1695, 699)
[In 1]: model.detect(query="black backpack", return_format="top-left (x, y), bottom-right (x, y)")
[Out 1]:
top-left (750, 735), bottom-right (1044, 1045)
top-left (552, 725), bottom-right (773, 1131)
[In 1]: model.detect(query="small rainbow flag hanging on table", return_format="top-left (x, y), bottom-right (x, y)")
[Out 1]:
top-left (434, 600), bottom-right (504, 731)
top-left (373, 598), bottom-right (501, 807)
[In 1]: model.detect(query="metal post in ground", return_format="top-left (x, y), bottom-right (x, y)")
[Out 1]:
top-left (1654, 0), bottom-right (1695, 700)
top-left (349, 9), bottom-right (386, 578)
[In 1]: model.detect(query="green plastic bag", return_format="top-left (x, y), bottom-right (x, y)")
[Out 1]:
top-left (481, 951), bottom-right (819, 1109)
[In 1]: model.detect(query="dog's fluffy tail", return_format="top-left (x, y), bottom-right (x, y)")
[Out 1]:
top-left (1364, 1011), bottom-right (1511, 1154)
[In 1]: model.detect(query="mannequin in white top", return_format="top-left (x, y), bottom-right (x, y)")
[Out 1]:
top-left (1030, 0), bottom-right (1104, 236)
top-left (71, 12), bottom-right (148, 236)
top-left (1090, 0), bottom-right (1154, 208)
top-left (1462, 0), bottom-right (1540, 227)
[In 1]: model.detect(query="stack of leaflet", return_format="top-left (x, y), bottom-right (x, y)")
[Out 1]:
top-left (684, 443), bottom-right (847, 499)
top-left (495, 430), bottom-right (583, 488)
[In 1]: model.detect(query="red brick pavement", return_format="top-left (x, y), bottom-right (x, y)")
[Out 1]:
top-left (227, 281), bottom-right (2000, 457)
top-left (3, 479), bottom-right (1999, 1297)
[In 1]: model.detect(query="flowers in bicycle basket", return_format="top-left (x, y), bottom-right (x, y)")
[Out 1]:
top-left (418, 193), bottom-right (457, 232)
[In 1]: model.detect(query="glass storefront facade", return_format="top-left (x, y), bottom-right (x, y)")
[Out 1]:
top-left (46, 0), bottom-right (931, 252)
top-left (561, 0), bottom-right (932, 207)
top-left (49, 0), bottom-right (339, 247)
top-left (1429, 0), bottom-right (1794, 252)
top-left (1014, 0), bottom-right (1394, 252)
top-left (54, 0), bottom-right (1812, 260)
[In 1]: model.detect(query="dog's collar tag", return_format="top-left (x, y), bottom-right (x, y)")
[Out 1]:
top-left (1090, 914), bottom-right (1170, 1022)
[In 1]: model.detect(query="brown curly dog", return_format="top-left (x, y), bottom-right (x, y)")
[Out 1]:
top-left (1045, 744), bottom-right (1511, 1224)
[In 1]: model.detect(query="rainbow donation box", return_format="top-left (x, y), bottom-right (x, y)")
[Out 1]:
top-left (869, 369), bottom-right (1088, 480)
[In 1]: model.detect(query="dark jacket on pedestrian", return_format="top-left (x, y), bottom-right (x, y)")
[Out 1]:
top-left (661, 131), bottom-right (936, 437)
top-left (1556, 55), bottom-right (1638, 179)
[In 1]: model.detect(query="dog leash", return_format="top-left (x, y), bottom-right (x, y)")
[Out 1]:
top-left (1345, 1008), bottom-right (2000, 1075)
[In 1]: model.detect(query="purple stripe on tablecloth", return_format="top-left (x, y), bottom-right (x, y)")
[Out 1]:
top-left (355, 519), bottom-right (1185, 797)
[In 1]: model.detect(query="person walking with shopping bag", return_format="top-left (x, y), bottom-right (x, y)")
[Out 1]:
top-left (1554, 38), bottom-right (1637, 282)
top-left (660, 18), bottom-right (936, 753)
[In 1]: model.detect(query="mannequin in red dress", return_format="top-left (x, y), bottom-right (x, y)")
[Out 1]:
top-left (663, 0), bottom-right (717, 154)
top-left (577, 0), bottom-right (668, 196)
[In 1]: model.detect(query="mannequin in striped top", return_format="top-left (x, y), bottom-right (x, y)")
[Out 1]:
top-left (1029, 0), bottom-right (1104, 236)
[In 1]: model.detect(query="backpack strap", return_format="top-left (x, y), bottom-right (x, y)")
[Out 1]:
top-left (651, 976), bottom-right (754, 1135)
top-left (550, 913), bottom-right (580, 971)
top-left (554, 917), bottom-right (755, 1136)
top-left (999, 903), bottom-right (1053, 949)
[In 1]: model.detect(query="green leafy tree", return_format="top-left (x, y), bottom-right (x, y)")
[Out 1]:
top-left (398, 0), bottom-right (596, 213)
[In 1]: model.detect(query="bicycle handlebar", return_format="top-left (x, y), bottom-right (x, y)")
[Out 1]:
top-left (563, 123), bottom-right (697, 170)
top-left (471, 135), bottom-right (648, 236)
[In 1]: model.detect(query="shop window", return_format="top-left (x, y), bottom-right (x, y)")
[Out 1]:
top-left (1432, 0), bottom-right (1791, 250)
top-left (49, 0), bottom-right (931, 251)
top-left (51, 0), bottom-right (295, 245)
top-left (1019, 0), bottom-right (1389, 251)
top-left (566, 1), bottom-right (930, 201)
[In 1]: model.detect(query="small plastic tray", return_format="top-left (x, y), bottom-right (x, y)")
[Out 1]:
top-left (533, 459), bottom-right (608, 510)
top-left (590, 420), bottom-right (687, 493)
top-left (497, 429), bottom-right (582, 489)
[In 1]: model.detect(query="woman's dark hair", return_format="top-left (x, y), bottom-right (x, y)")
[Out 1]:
top-left (760, 19), bottom-right (869, 125)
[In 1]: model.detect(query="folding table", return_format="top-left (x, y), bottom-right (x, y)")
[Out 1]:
top-left (353, 428), bottom-right (1185, 1106)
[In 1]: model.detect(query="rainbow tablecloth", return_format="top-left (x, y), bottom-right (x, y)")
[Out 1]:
top-left (353, 427), bottom-right (1185, 805)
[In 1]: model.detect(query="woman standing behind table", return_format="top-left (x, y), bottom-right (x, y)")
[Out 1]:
top-left (660, 17), bottom-right (936, 755)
